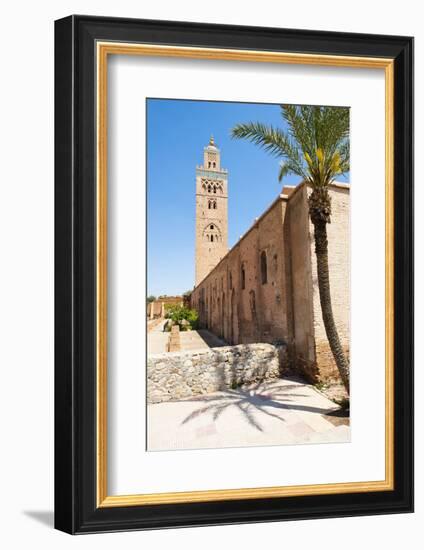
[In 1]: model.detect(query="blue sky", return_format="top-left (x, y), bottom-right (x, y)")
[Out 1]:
top-left (146, 99), bottom-right (348, 297)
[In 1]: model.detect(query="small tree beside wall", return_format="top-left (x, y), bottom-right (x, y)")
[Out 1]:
top-left (164, 305), bottom-right (199, 331)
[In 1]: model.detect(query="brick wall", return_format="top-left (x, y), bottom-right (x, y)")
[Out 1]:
top-left (308, 185), bottom-right (350, 381)
top-left (190, 182), bottom-right (350, 385)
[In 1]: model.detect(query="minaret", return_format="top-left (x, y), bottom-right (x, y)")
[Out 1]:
top-left (195, 136), bottom-right (228, 286)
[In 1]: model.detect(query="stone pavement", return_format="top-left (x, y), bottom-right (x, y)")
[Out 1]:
top-left (179, 329), bottom-right (226, 351)
top-left (147, 320), bottom-right (169, 355)
top-left (147, 377), bottom-right (350, 451)
top-left (148, 323), bottom-right (226, 356)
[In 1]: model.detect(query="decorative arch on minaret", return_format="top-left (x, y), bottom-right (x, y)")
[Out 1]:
top-left (203, 222), bottom-right (222, 243)
top-left (202, 180), bottom-right (223, 194)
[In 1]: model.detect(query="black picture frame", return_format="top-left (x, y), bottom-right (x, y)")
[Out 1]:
top-left (55, 15), bottom-right (414, 534)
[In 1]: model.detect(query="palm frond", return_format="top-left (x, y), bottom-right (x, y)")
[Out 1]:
top-left (232, 105), bottom-right (350, 188)
top-left (277, 162), bottom-right (291, 182)
top-left (231, 121), bottom-right (308, 180)
top-left (232, 122), bottom-right (291, 158)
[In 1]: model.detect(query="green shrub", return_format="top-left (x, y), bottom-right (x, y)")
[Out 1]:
top-left (164, 305), bottom-right (199, 330)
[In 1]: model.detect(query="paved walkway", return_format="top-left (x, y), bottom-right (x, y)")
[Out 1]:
top-left (148, 324), bottom-right (226, 356)
top-left (179, 329), bottom-right (226, 351)
top-left (147, 377), bottom-right (350, 451)
top-left (147, 320), bottom-right (168, 355)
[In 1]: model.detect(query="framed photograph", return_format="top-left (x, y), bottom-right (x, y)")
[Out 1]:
top-left (54, 15), bottom-right (413, 534)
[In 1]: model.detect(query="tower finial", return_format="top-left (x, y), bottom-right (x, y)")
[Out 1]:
top-left (209, 134), bottom-right (214, 146)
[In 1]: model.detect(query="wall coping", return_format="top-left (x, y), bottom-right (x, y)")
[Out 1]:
top-left (149, 342), bottom-right (281, 361)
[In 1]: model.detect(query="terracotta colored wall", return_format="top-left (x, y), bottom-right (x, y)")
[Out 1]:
top-left (191, 182), bottom-right (350, 385)
top-left (191, 197), bottom-right (290, 346)
top-left (287, 185), bottom-right (316, 379)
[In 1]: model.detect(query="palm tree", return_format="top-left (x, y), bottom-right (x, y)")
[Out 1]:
top-left (231, 105), bottom-right (350, 392)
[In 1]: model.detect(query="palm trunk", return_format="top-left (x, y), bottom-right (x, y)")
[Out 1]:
top-left (313, 219), bottom-right (350, 393)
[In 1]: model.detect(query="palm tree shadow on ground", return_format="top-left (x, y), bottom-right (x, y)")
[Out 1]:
top-left (180, 379), bottom-right (342, 432)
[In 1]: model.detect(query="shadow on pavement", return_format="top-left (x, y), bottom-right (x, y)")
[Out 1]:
top-left (180, 380), bottom-right (342, 432)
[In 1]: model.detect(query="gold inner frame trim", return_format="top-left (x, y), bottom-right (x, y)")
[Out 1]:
top-left (96, 42), bottom-right (395, 508)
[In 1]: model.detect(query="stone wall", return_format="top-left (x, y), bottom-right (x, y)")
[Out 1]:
top-left (147, 343), bottom-right (284, 404)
